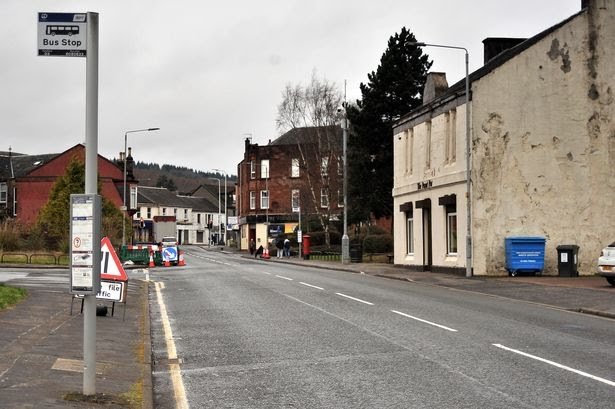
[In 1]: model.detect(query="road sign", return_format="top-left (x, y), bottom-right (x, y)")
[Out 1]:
top-left (38, 12), bottom-right (87, 57)
top-left (162, 246), bottom-right (178, 262)
top-left (100, 237), bottom-right (128, 281)
top-left (97, 280), bottom-right (125, 302)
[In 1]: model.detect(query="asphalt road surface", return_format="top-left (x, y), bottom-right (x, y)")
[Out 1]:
top-left (149, 247), bottom-right (615, 409)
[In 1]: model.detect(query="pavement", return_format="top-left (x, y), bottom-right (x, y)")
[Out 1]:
top-left (0, 248), bottom-right (614, 408)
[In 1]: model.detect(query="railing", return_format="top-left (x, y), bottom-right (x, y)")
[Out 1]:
top-left (0, 253), bottom-right (68, 265)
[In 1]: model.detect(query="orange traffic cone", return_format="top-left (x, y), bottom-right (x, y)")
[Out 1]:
top-left (263, 247), bottom-right (270, 259)
top-left (178, 251), bottom-right (186, 266)
top-left (148, 252), bottom-right (155, 268)
top-left (164, 255), bottom-right (170, 267)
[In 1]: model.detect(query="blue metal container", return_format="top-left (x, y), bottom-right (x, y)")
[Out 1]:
top-left (505, 236), bottom-right (546, 276)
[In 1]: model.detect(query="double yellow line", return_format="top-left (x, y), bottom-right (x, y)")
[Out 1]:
top-left (154, 282), bottom-right (189, 409)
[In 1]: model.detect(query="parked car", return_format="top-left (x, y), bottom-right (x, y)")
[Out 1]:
top-left (161, 236), bottom-right (178, 247)
top-left (597, 241), bottom-right (615, 286)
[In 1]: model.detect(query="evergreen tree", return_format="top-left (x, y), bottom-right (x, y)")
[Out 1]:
top-left (347, 27), bottom-right (432, 223)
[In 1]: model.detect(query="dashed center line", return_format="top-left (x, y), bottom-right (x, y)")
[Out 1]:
top-left (335, 292), bottom-right (374, 305)
top-left (275, 275), bottom-right (293, 281)
top-left (299, 282), bottom-right (324, 290)
top-left (493, 344), bottom-right (615, 387)
top-left (391, 310), bottom-right (458, 332)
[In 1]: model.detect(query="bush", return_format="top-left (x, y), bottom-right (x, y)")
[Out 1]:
top-left (362, 234), bottom-right (393, 253)
top-left (0, 220), bottom-right (22, 251)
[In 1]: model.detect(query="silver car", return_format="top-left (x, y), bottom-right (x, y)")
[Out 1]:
top-left (597, 241), bottom-right (615, 286)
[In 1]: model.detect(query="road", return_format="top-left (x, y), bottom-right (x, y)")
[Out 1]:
top-left (149, 247), bottom-right (615, 408)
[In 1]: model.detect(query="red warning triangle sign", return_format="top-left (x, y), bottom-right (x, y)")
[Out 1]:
top-left (100, 236), bottom-right (128, 281)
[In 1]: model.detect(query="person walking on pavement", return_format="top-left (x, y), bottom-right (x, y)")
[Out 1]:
top-left (275, 237), bottom-right (284, 258)
top-left (283, 238), bottom-right (291, 257)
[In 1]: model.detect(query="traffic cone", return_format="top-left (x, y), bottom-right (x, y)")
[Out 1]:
top-left (178, 251), bottom-right (186, 266)
top-left (148, 252), bottom-right (155, 268)
top-left (164, 255), bottom-right (170, 267)
top-left (263, 247), bottom-right (270, 259)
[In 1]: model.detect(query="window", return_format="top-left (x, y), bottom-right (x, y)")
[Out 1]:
top-left (425, 120), bottom-right (432, 170)
top-left (174, 208), bottom-right (178, 216)
top-left (12, 187), bottom-right (16, 216)
top-left (162, 207), bottom-right (167, 216)
top-left (320, 188), bottom-right (329, 208)
top-left (406, 128), bottom-right (414, 175)
top-left (147, 207), bottom-right (152, 218)
top-left (446, 208), bottom-right (458, 254)
top-left (337, 156), bottom-right (343, 176)
top-left (260, 159), bottom-right (269, 178)
top-left (0, 183), bottom-right (7, 204)
top-left (445, 109), bottom-right (457, 164)
top-left (249, 191), bottom-right (256, 209)
top-left (197, 213), bottom-right (202, 224)
top-left (291, 158), bottom-right (300, 178)
top-left (184, 209), bottom-right (188, 220)
top-left (291, 189), bottom-right (300, 212)
top-left (337, 190), bottom-right (344, 207)
top-left (321, 157), bottom-right (329, 177)
top-left (250, 160), bottom-right (256, 179)
top-left (406, 217), bottom-right (414, 255)
top-left (129, 186), bottom-right (138, 209)
top-left (260, 190), bottom-right (269, 209)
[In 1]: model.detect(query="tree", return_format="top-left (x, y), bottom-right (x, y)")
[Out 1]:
top-left (37, 156), bottom-right (127, 251)
top-left (276, 71), bottom-right (344, 245)
top-left (155, 174), bottom-right (177, 191)
top-left (347, 27), bottom-right (432, 224)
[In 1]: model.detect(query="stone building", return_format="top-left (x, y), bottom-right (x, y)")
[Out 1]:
top-left (237, 126), bottom-right (343, 251)
top-left (392, 0), bottom-right (613, 275)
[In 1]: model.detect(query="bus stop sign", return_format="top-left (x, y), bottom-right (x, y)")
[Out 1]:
top-left (38, 12), bottom-right (87, 57)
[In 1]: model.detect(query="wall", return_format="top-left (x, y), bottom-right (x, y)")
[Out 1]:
top-left (471, 1), bottom-right (615, 275)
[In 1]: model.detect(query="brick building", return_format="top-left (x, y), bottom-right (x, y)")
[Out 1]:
top-left (0, 144), bottom-right (127, 226)
top-left (237, 126), bottom-right (343, 251)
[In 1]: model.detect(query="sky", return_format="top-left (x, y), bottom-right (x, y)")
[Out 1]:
top-left (1, 0), bottom-right (582, 176)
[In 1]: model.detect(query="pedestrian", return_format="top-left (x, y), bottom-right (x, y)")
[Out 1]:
top-left (284, 238), bottom-right (291, 257)
top-left (275, 237), bottom-right (284, 258)
top-left (249, 239), bottom-right (256, 255)
top-left (254, 245), bottom-right (264, 258)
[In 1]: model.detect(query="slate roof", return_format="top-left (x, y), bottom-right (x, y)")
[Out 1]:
top-left (138, 186), bottom-right (218, 212)
top-left (395, 8), bottom-right (585, 126)
top-left (269, 126), bottom-right (342, 148)
top-left (0, 152), bottom-right (58, 179)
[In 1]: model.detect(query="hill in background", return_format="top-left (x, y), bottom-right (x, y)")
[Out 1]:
top-left (133, 161), bottom-right (236, 194)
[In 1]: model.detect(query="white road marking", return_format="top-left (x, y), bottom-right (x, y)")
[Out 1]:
top-left (261, 271), bottom-right (271, 275)
top-left (275, 275), bottom-right (293, 281)
top-left (299, 282), bottom-right (324, 290)
top-left (493, 343), bottom-right (615, 387)
top-left (391, 310), bottom-right (458, 332)
top-left (154, 282), bottom-right (189, 409)
top-left (335, 292), bottom-right (374, 305)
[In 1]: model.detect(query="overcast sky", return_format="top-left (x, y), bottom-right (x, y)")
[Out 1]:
top-left (2, 0), bottom-right (582, 176)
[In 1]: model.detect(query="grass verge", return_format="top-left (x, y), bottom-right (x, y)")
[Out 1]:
top-left (0, 284), bottom-right (27, 309)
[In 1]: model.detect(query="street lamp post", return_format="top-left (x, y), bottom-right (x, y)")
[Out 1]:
top-left (341, 85), bottom-right (350, 264)
top-left (122, 127), bottom-right (160, 247)
top-left (209, 177), bottom-right (221, 245)
top-left (212, 169), bottom-right (227, 245)
top-left (408, 41), bottom-right (472, 278)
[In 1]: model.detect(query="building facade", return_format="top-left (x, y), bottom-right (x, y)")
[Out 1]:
top-left (393, 0), bottom-right (614, 275)
top-left (237, 126), bottom-right (343, 251)
top-left (136, 185), bottom-right (222, 246)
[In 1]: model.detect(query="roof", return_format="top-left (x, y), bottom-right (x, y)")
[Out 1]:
top-left (270, 126), bottom-right (342, 148)
top-left (138, 186), bottom-right (218, 212)
top-left (395, 8), bottom-right (585, 127)
top-left (0, 151), bottom-right (58, 179)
